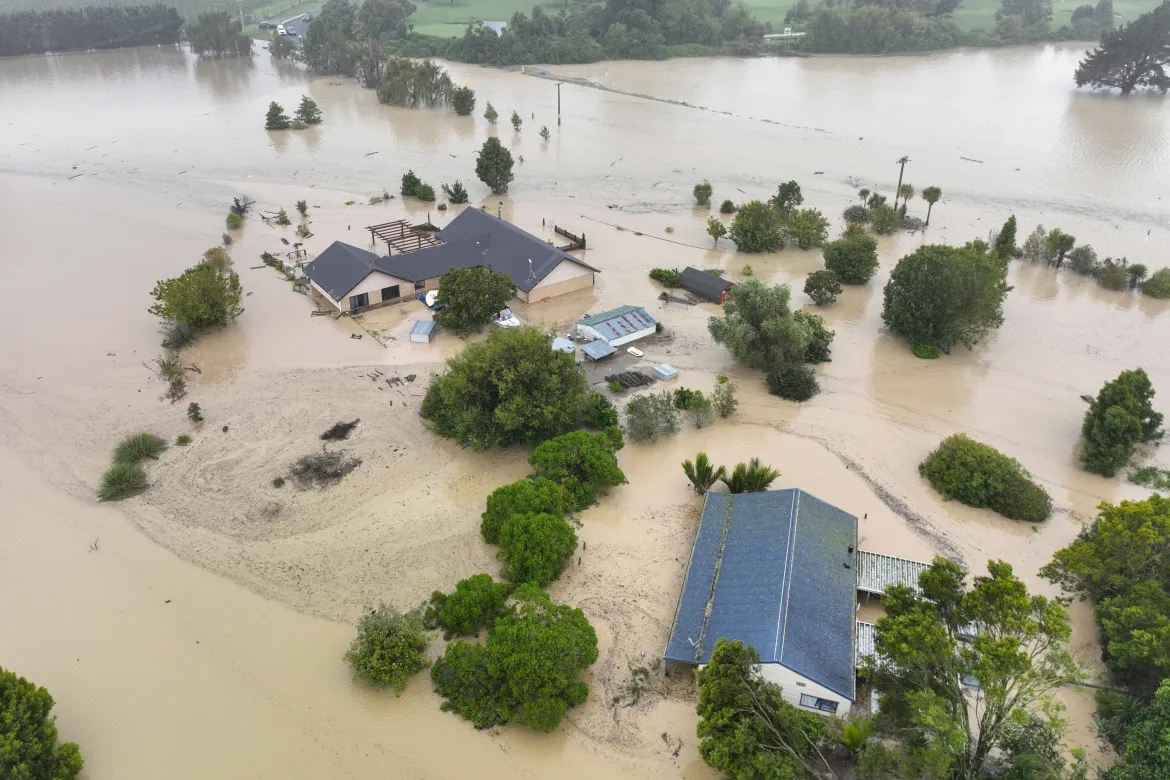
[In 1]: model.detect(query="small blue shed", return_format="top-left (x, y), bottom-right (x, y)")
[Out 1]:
top-left (410, 320), bottom-right (436, 343)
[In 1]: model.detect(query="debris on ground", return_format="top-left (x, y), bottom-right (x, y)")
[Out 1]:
top-left (289, 451), bottom-right (362, 488)
top-left (320, 419), bottom-right (360, 441)
top-left (605, 371), bottom-right (656, 389)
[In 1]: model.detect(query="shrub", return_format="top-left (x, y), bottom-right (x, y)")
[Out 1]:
top-left (692, 396), bottom-right (715, 428)
top-left (528, 429), bottom-right (626, 511)
top-left (843, 204), bottom-right (870, 224)
top-left (176, 434), bottom-right (192, 446)
top-left (483, 101), bottom-right (498, 123)
top-left (426, 574), bottom-right (510, 638)
top-left (766, 363), bottom-right (819, 401)
top-left (264, 101), bottom-right (291, 130)
top-left (1066, 245), bottom-right (1100, 276)
top-left (869, 204), bottom-right (902, 234)
top-left (673, 388), bottom-right (704, 410)
top-left (741, 264), bottom-right (753, 276)
top-left (499, 512), bottom-right (578, 586)
top-left (0, 668), bottom-right (84, 780)
top-left (720, 457), bottom-right (781, 493)
top-left (275, 208), bottom-right (291, 226)
top-left (98, 461), bottom-right (148, 500)
top-left (114, 432), bottom-right (168, 464)
top-left (401, 170), bottom-right (422, 197)
top-left (823, 232), bottom-right (879, 284)
top-left (225, 211), bottom-right (243, 229)
top-left (649, 267), bottom-right (682, 287)
top-left (1142, 268), bottom-right (1170, 298)
top-left (295, 223), bottom-right (311, 238)
top-left (804, 270), bottom-right (841, 305)
top-left (583, 392), bottom-right (619, 430)
top-left (795, 311), bottom-right (834, 363)
top-left (442, 181), bottom-right (469, 204)
top-left (712, 376), bottom-right (738, 418)
top-left (1098, 259), bottom-right (1129, 291)
top-left (1128, 466), bottom-right (1170, 490)
top-left (481, 477), bottom-right (566, 544)
top-left (683, 452), bottom-right (726, 494)
top-left (625, 390), bottom-right (680, 443)
top-left (295, 200), bottom-right (308, 216)
top-left (608, 380), bottom-right (624, 393)
top-left (913, 344), bottom-right (941, 359)
top-left (919, 434), bottom-right (1052, 522)
top-left (320, 419), bottom-right (360, 441)
top-left (415, 183), bottom-right (436, 202)
top-left (289, 451), bottom-right (361, 487)
top-left (272, 476), bottom-right (285, 488)
top-left (720, 199), bottom-right (736, 214)
top-left (693, 181), bottom-right (713, 206)
top-left (202, 246), bottom-right (230, 272)
top-left (344, 605), bottom-right (429, 693)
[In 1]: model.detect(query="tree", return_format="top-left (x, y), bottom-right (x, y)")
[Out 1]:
top-left (187, 11), bottom-right (252, 57)
top-left (881, 241), bottom-right (1010, 353)
top-left (275, 208), bottom-right (291, 226)
top-left (823, 231), bottom-right (880, 284)
top-left (766, 363), bottom-right (819, 401)
top-left (1104, 679), bottom-right (1170, 779)
top-left (785, 208), bottom-right (830, 249)
top-left (295, 200), bottom-right (308, 217)
top-left (539, 125), bottom-right (551, 141)
top-left (1042, 495), bottom-right (1170, 691)
top-left (268, 31), bottom-right (295, 59)
top-left (344, 604), bottom-right (429, 693)
top-left (475, 136), bottom-right (514, 195)
top-left (376, 57), bottom-right (454, 106)
top-left (1099, 257), bottom-right (1130, 290)
top-left (795, 310), bottom-right (834, 363)
top-left (433, 266), bottom-right (517, 336)
top-left (528, 429), bottom-right (627, 511)
top-left (401, 170), bottom-right (421, 196)
top-left (1075, 3), bottom-right (1170, 93)
top-left (484, 101), bottom-right (498, 123)
top-left (1046, 228), bottom-right (1076, 268)
top-left (921, 186), bottom-right (941, 225)
top-left (499, 512), bottom-right (577, 587)
top-left (720, 457), bottom-right (780, 493)
top-left (295, 95), bottom-right (323, 125)
top-left (420, 327), bottom-right (592, 451)
top-left (869, 203), bottom-right (902, 234)
top-left (1126, 263), bottom-right (1148, 289)
top-left (1080, 368), bottom-right (1163, 477)
top-left (712, 376), bottom-right (738, 418)
top-left (709, 279), bottom-right (832, 370)
top-left (1020, 225), bottom-right (1051, 263)
top-left (897, 183), bottom-right (915, 215)
top-left (843, 204), bottom-right (870, 224)
top-left (426, 575), bottom-right (511, 639)
top-left (770, 180), bottom-right (804, 213)
top-left (354, 0), bottom-right (415, 38)
top-left (510, 109), bottom-right (522, 131)
top-left (1067, 245), bottom-right (1101, 276)
top-left (696, 639), bottom-right (830, 779)
top-left (919, 434), bottom-right (1052, 522)
top-left (355, 37), bottom-right (388, 88)
top-left (0, 667), bottom-right (84, 780)
top-left (265, 101), bottom-right (291, 130)
top-left (451, 85), bottom-right (476, 115)
top-left (1142, 267), bottom-right (1170, 298)
top-left (804, 270), bottom-right (841, 305)
top-left (729, 200), bottom-right (785, 252)
top-left (893, 155), bottom-right (910, 207)
top-left (624, 390), bottom-right (680, 444)
top-left (649, 268), bottom-right (682, 287)
top-left (705, 216), bottom-right (727, 246)
top-left (432, 584), bottom-right (598, 731)
top-left (682, 452), bottom-right (726, 495)
top-left (149, 261), bottom-right (243, 339)
top-left (994, 215), bottom-right (1020, 259)
top-left (860, 558), bottom-right (1082, 780)
top-left (720, 199), bottom-right (737, 214)
top-left (693, 181), bottom-right (713, 206)
top-left (481, 477), bottom-right (566, 544)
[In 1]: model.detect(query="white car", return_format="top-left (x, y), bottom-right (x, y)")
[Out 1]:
top-left (276, 23), bottom-right (287, 35)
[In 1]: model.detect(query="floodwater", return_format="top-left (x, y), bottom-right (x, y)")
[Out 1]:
top-left (2, 42), bottom-right (1169, 778)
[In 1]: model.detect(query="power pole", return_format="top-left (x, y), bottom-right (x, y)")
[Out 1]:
top-left (894, 156), bottom-right (910, 209)
top-left (555, 81), bottom-right (564, 125)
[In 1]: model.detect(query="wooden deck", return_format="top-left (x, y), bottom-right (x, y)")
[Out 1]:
top-left (367, 220), bottom-right (443, 254)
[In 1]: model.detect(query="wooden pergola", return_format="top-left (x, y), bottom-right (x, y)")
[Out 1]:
top-left (367, 220), bottom-right (443, 255)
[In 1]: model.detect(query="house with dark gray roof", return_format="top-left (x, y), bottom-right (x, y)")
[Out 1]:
top-left (665, 489), bottom-right (859, 715)
top-left (303, 207), bottom-right (599, 313)
top-left (681, 266), bottom-right (734, 303)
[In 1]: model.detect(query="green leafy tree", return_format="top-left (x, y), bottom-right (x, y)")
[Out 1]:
top-left (1067, 245), bottom-right (1101, 276)
top-left (708, 279), bottom-right (832, 370)
top-left (1046, 228), bottom-right (1076, 268)
top-left (649, 267), bottom-right (682, 287)
top-left (376, 57), bottom-right (453, 106)
top-left (712, 376), bottom-right (738, 418)
top-left (693, 181), bottom-right (713, 206)
top-left (187, 11), bottom-right (252, 57)
top-left (869, 203), bottom-right (902, 234)
top-left (770, 180), bottom-right (804, 213)
top-left (624, 390), bottom-right (680, 444)
top-left (706, 216), bottom-right (727, 246)
top-left (994, 215), bottom-right (1020, 259)
top-left (919, 434), bottom-right (1052, 522)
top-left (720, 457), bottom-right (780, 493)
top-left (1075, 4), bottom-right (1170, 93)
top-left (881, 241), bottom-right (1009, 353)
top-left (149, 261), bottom-right (243, 337)
top-left (1103, 679), bottom-right (1170, 779)
top-left (1020, 224), bottom-right (1051, 263)
top-left (401, 169), bottom-right (422, 196)
top-left (268, 31), bottom-right (295, 59)
top-left (921, 186), bottom-right (942, 225)
top-left (451, 85), bottom-right (476, 115)
top-left (275, 208), bottom-right (291, 226)
top-left (441, 180), bottom-right (469, 203)
top-left (823, 231), bottom-right (880, 284)
top-left (344, 604), bottom-right (429, 693)
top-left (860, 558), bottom-right (1082, 780)
top-left (484, 101), bottom-right (498, 123)
top-left (481, 477), bottom-right (566, 544)
top-left (475, 136), bottom-right (514, 194)
top-left (0, 667), bottom-right (84, 780)
top-left (1098, 257), bottom-right (1130, 290)
top-left (353, 0), bottom-right (415, 39)
top-left (696, 639), bottom-right (830, 779)
top-left (264, 101), bottom-right (291, 130)
top-left (997, 0), bottom-right (1053, 30)
top-left (729, 200), bottom-right (785, 253)
top-left (432, 584), bottom-right (598, 731)
top-left (294, 95), bottom-right (323, 124)
top-left (426, 574), bottom-right (511, 638)
top-left (795, 310), bottom-right (834, 363)
top-left (785, 208), bottom-right (830, 249)
top-left (767, 362), bottom-right (819, 400)
top-left (1080, 368), bottom-right (1164, 477)
top-left (682, 451), bottom-right (726, 495)
top-left (414, 182), bottom-right (436, 202)
top-left (843, 204), bottom-right (870, 224)
top-left (720, 199), bottom-right (736, 214)
top-left (1042, 494), bottom-right (1170, 690)
top-left (583, 392), bottom-right (619, 429)
top-left (897, 183), bottom-right (914, 214)
top-left (420, 327), bottom-right (591, 451)
top-left (434, 266), bottom-right (517, 336)
top-left (804, 269), bottom-right (842, 305)
top-left (528, 429), bottom-right (627, 511)
top-left (510, 109), bottom-right (522, 131)
top-left (1141, 267), bottom-right (1170, 298)
top-left (499, 511), bottom-right (578, 586)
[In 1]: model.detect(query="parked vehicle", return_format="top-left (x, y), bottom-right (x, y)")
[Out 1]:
top-left (276, 23), bottom-right (287, 35)
top-left (302, 14), bottom-right (312, 21)
top-left (258, 21), bottom-right (273, 28)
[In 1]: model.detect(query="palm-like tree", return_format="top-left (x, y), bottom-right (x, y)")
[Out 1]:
top-left (1126, 263), bottom-right (1148, 289)
top-left (921, 186), bottom-right (941, 226)
top-left (720, 457), bottom-right (780, 494)
top-left (682, 452), bottom-right (726, 495)
top-left (857, 188), bottom-right (870, 204)
top-left (893, 155), bottom-right (910, 208)
top-left (897, 184), bottom-right (914, 216)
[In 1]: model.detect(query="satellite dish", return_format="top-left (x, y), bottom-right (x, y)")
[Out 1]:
top-left (425, 290), bottom-right (439, 307)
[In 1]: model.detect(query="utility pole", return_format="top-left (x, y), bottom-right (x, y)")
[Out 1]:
top-left (894, 156), bottom-right (910, 209)
top-left (555, 81), bottom-right (564, 125)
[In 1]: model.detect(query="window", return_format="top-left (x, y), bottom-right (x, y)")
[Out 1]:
top-left (380, 285), bottom-right (400, 302)
top-left (799, 694), bottom-right (839, 714)
top-left (348, 292), bottom-right (369, 310)
top-left (414, 280), bottom-right (427, 290)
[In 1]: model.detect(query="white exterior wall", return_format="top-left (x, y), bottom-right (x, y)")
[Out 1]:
top-left (526, 259), bottom-right (595, 303)
top-left (758, 663), bottom-right (852, 716)
top-left (346, 271), bottom-right (413, 301)
top-left (309, 279), bottom-right (343, 312)
top-left (534, 259), bottom-right (593, 288)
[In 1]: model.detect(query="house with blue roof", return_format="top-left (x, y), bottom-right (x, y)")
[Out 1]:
top-left (576, 305), bottom-right (658, 347)
top-left (665, 489), bottom-right (859, 715)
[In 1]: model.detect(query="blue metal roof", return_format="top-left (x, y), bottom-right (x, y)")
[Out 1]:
top-left (665, 489), bottom-right (858, 700)
top-left (581, 340), bottom-right (616, 360)
top-left (410, 320), bottom-right (436, 336)
top-left (579, 305), bottom-right (657, 342)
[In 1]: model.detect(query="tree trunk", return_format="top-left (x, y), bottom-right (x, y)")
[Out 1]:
top-left (894, 165), bottom-right (905, 210)
top-left (926, 203), bottom-right (933, 226)
top-left (1056, 250), bottom-right (1066, 268)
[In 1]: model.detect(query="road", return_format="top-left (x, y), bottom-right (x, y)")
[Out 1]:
top-left (277, 11), bottom-right (314, 43)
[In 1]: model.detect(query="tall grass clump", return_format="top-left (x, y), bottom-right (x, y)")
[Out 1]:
top-left (919, 434), bottom-right (1051, 522)
top-left (114, 432), bottom-right (168, 464)
top-left (99, 461), bottom-right (148, 500)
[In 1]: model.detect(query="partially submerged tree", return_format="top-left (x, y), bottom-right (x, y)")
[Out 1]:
top-left (766, 362), bottom-right (820, 401)
top-left (1102, 679), bottom-right (1170, 779)
top-left (377, 57), bottom-right (453, 107)
top-left (720, 457), bottom-right (780, 493)
top-left (624, 390), bottom-right (680, 444)
top-left (294, 95), bottom-right (323, 125)
top-left (475, 136), bottom-right (514, 195)
top-left (920, 434), bottom-right (1052, 522)
top-left (785, 208), bottom-right (830, 250)
top-left (451, 85), bottom-right (476, 115)
top-left (804, 269), bottom-right (842, 305)
top-left (682, 451), bottom-right (726, 495)
top-left (426, 574), bottom-right (511, 638)
top-left (0, 667), bottom-right (84, 780)
top-left (483, 101), bottom-right (498, 123)
top-left (712, 376), bottom-right (738, 418)
top-left (823, 231), bottom-right (879, 284)
top-left (706, 216), bottom-right (727, 246)
top-left (264, 101), bottom-right (291, 130)
top-left (344, 604), bottom-right (429, 694)
top-left (528, 428), bottom-right (626, 511)
top-left (770, 180), bottom-right (804, 213)
top-left (1075, 3), bottom-right (1170, 93)
top-left (510, 109), bottom-right (522, 131)
top-left (1046, 228), bottom-right (1076, 268)
top-left (499, 511), bottom-right (578, 586)
top-left (442, 180), bottom-right (469, 204)
top-left (434, 266), bottom-right (517, 336)
top-left (1080, 368), bottom-right (1163, 477)
top-left (149, 260), bottom-right (243, 343)
top-left (708, 279), bottom-right (833, 370)
top-left (993, 215), bottom-right (1020, 259)
top-left (693, 181), bottom-right (714, 207)
top-left (729, 200), bottom-right (785, 252)
top-left (921, 186), bottom-right (942, 225)
top-left (187, 11), bottom-right (252, 57)
top-left (480, 477), bottom-right (567, 544)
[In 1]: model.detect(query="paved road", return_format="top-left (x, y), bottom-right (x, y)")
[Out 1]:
top-left (277, 11), bottom-right (314, 42)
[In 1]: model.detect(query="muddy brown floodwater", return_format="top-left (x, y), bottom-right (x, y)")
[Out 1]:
top-left (2, 42), bottom-right (1169, 779)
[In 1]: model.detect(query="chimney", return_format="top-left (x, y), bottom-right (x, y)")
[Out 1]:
top-left (528, 259), bottom-right (535, 281)
top-left (497, 201), bottom-right (503, 219)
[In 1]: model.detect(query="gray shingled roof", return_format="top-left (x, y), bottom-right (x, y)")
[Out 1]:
top-left (303, 242), bottom-right (380, 300)
top-left (681, 266), bottom-right (733, 302)
top-left (665, 489), bottom-right (858, 700)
